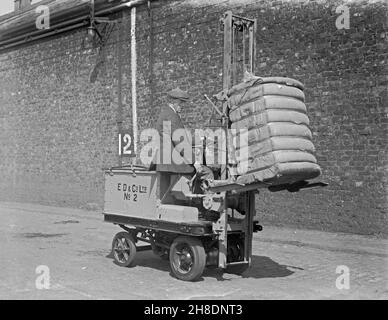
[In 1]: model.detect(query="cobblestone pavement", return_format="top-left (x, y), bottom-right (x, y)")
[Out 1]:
top-left (0, 202), bottom-right (386, 300)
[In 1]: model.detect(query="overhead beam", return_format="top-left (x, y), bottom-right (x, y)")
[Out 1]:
top-left (0, 0), bottom-right (149, 51)
top-left (0, 0), bottom-right (147, 42)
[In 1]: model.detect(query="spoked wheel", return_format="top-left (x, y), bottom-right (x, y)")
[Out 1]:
top-left (169, 236), bottom-right (206, 281)
top-left (112, 232), bottom-right (137, 267)
top-left (225, 236), bottom-right (249, 275)
top-left (226, 239), bottom-right (244, 263)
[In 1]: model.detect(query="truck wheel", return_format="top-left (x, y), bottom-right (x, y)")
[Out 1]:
top-left (169, 236), bottom-right (206, 281)
top-left (225, 263), bottom-right (250, 275)
top-left (112, 232), bottom-right (136, 267)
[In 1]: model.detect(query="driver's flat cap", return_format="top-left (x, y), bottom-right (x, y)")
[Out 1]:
top-left (167, 88), bottom-right (190, 101)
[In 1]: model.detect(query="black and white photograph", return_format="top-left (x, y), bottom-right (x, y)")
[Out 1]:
top-left (0, 0), bottom-right (386, 303)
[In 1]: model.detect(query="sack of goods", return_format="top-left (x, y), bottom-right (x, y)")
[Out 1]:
top-left (228, 76), bottom-right (321, 186)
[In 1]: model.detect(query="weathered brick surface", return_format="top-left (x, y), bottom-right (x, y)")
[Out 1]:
top-left (0, 0), bottom-right (387, 236)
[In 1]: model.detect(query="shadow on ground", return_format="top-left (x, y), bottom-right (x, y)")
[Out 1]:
top-left (241, 255), bottom-right (299, 278)
top-left (106, 250), bottom-right (298, 281)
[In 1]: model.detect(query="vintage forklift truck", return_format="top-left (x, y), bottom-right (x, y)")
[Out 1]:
top-left (103, 12), bottom-right (325, 281)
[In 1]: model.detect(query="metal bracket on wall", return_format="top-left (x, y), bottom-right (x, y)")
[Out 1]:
top-left (87, 0), bottom-right (118, 47)
top-left (88, 0), bottom-right (118, 83)
top-left (88, 22), bottom-right (116, 83)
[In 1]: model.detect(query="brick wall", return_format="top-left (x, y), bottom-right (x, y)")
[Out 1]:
top-left (0, 0), bottom-right (387, 236)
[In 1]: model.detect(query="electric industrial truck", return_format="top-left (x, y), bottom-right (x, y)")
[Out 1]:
top-left (102, 11), bottom-right (326, 281)
top-left (104, 167), bottom-right (263, 281)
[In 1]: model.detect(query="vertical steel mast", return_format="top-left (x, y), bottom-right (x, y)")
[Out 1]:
top-left (217, 11), bottom-right (256, 269)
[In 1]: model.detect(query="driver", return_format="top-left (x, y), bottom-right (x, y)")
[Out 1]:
top-left (152, 88), bottom-right (214, 192)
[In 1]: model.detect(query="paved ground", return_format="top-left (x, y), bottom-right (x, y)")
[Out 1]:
top-left (0, 201), bottom-right (387, 300)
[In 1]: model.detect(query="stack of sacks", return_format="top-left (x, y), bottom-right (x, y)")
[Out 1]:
top-left (229, 76), bottom-right (321, 185)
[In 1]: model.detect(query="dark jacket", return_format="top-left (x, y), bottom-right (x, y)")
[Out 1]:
top-left (153, 104), bottom-right (194, 174)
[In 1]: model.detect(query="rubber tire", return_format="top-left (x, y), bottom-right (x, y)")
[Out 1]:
top-left (224, 263), bottom-right (250, 275)
top-left (169, 236), bottom-right (206, 282)
top-left (112, 232), bottom-right (137, 267)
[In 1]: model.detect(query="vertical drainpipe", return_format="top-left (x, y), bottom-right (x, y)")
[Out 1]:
top-left (117, 11), bottom-right (124, 166)
top-left (131, 7), bottom-right (138, 159)
top-left (148, 0), bottom-right (154, 127)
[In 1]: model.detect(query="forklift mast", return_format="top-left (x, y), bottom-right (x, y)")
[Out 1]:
top-left (222, 11), bottom-right (257, 94)
top-left (215, 11), bottom-right (257, 269)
